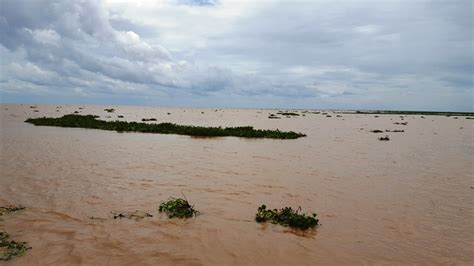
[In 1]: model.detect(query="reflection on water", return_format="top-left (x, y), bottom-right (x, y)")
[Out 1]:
top-left (1, 104), bottom-right (473, 265)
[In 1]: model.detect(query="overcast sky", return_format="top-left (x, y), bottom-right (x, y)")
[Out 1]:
top-left (0, 0), bottom-right (472, 111)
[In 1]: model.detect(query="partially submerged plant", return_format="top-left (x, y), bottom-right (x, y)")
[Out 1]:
top-left (0, 206), bottom-right (25, 216)
top-left (370, 129), bottom-right (384, 133)
top-left (379, 135), bottom-right (390, 141)
top-left (112, 210), bottom-right (153, 220)
top-left (255, 205), bottom-right (319, 230)
top-left (0, 230), bottom-right (31, 261)
top-left (159, 197), bottom-right (198, 219)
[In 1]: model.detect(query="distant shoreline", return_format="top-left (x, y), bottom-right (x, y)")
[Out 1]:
top-left (1, 103), bottom-right (472, 115)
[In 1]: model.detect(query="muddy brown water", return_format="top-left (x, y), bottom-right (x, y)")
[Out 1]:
top-left (1, 104), bottom-right (473, 265)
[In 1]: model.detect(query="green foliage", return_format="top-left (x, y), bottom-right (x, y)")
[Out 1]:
top-left (25, 115), bottom-right (306, 139)
top-left (255, 205), bottom-right (319, 230)
top-left (0, 206), bottom-right (25, 216)
top-left (159, 197), bottom-right (198, 219)
top-left (0, 231), bottom-right (31, 261)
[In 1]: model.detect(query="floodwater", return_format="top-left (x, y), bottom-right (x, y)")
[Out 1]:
top-left (0, 104), bottom-right (473, 265)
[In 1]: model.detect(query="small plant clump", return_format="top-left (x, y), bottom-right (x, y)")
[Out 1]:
top-left (141, 118), bottom-right (157, 121)
top-left (0, 206), bottom-right (25, 216)
top-left (255, 205), bottom-right (319, 230)
top-left (370, 130), bottom-right (384, 133)
top-left (104, 108), bottom-right (115, 113)
top-left (0, 230), bottom-right (32, 261)
top-left (379, 135), bottom-right (390, 141)
top-left (268, 114), bottom-right (281, 119)
top-left (112, 210), bottom-right (153, 220)
top-left (277, 112), bottom-right (299, 116)
top-left (159, 197), bottom-right (199, 219)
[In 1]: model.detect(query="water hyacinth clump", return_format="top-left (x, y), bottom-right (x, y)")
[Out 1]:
top-left (0, 230), bottom-right (31, 261)
top-left (255, 205), bottom-right (319, 230)
top-left (159, 197), bottom-right (199, 219)
top-left (0, 206), bottom-right (25, 216)
top-left (25, 115), bottom-right (306, 139)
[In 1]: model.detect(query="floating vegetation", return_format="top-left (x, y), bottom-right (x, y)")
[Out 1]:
top-left (255, 205), bottom-right (319, 230)
top-left (33, 110), bottom-right (39, 112)
top-left (277, 112), bottom-right (299, 116)
top-left (336, 115), bottom-right (342, 117)
top-left (167, 112), bottom-right (171, 115)
top-left (104, 108), bottom-right (115, 113)
top-left (268, 114), bottom-right (281, 119)
top-left (25, 115), bottom-right (305, 139)
top-left (0, 230), bottom-right (32, 261)
top-left (394, 122), bottom-right (408, 125)
top-left (371, 130), bottom-right (384, 133)
top-left (385, 129), bottom-right (404, 132)
top-left (117, 115), bottom-right (124, 118)
top-left (159, 197), bottom-right (199, 219)
top-left (141, 118), bottom-right (157, 121)
top-left (326, 115), bottom-right (332, 117)
top-left (352, 110), bottom-right (474, 116)
top-left (112, 210), bottom-right (153, 220)
top-left (0, 206), bottom-right (25, 216)
top-left (29, 106), bottom-right (36, 109)
top-left (378, 135), bottom-right (390, 141)
top-left (466, 117), bottom-right (474, 120)
top-left (74, 111), bottom-right (79, 114)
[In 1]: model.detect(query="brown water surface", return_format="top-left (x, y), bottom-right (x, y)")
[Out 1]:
top-left (0, 104), bottom-right (473, 265)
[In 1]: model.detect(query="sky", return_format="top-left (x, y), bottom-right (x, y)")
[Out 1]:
top-left (0, 0), bottom-right (472, 111)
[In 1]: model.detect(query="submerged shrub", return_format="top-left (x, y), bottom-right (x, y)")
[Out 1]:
top-left (0, 230), bottom-right (32, 261)
top-left (255, 205), bottom-right (319, 230)
top-left (159, 197), bottom-right (199, 219)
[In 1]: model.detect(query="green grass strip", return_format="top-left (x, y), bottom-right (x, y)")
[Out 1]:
top-left (25, 115), bottom-right (306, 139)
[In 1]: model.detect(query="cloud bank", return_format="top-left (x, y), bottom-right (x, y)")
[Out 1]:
top-left (0, 0), bottom-right (472, 110)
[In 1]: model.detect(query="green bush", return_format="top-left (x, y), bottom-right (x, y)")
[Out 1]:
top-left (255, 205), bottom-right (319, 230)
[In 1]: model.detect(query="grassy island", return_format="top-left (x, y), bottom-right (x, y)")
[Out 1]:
top-left (25, 114), bottom-right (306, 139)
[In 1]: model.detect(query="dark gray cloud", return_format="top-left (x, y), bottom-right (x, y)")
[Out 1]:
top-left (0, 0), bottom-right (472, 110)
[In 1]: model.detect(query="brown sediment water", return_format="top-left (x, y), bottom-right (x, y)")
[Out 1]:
top-left (0, 104), bottom-right (473, 265)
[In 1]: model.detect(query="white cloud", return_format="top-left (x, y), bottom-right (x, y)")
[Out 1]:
top-left (0, 0), bottom-right (472, 110)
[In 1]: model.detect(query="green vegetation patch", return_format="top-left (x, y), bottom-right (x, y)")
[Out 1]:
top-left (159, 197), bottom-right (199, 219)
top-left (25, 115), bottom-right (306, 139)
top-left (0, 206), bottom-right (25, 216)
top-left (255, 205), bottom-right (319, 230)
top-left (0, 230), bottom-right (31, 261)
